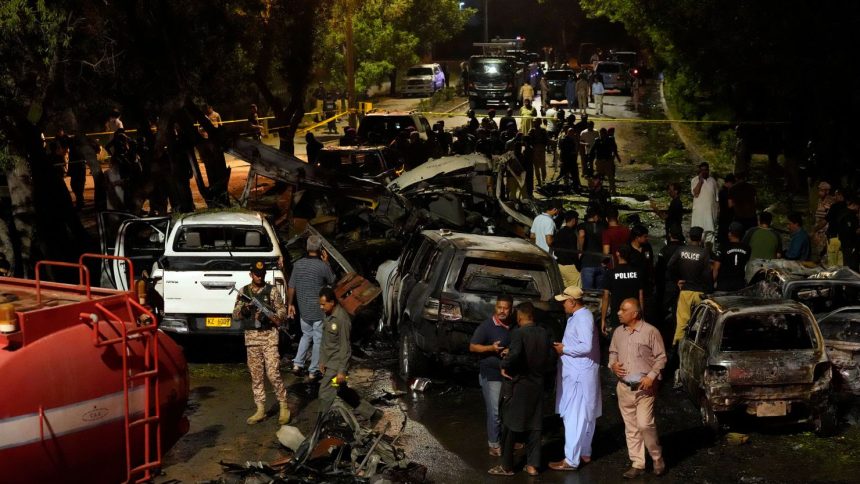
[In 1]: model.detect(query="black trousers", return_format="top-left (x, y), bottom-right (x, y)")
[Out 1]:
top-left (501, 426), bottom-right (541, 470)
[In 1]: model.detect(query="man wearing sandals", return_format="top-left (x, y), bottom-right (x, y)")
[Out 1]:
top-left (549, 286), bottom-right (602, 472)
top-left (488, 303), bottom-right (554, 477)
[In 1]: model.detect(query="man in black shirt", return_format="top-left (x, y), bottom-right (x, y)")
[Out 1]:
top-left (499, 108), bottom-right (517, 133)
top-left (628, 225), bottom-right (655, 320)
top-left (655, 226), bottom-right (685, 338)
top-left (601, 245), bottom-right (643, 335)
top-left (652, 182), bottom-right (684, 242)
top-left (592, 128), bottom-right (622, 194)
top-left (578, 208), bottom-right (608, 290)
top-left (667, 226), bottom-right (712, 347)
top-left (586, 176), bottom-right (611, 219)
top-left (714, 223), bottom-right (751, 291)
top-left (554, 211), bottom-right (581, 288)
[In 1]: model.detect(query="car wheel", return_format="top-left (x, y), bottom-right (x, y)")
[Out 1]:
top-left (699, 396), bottom-right (721, 436)
top-left (813, 404), bottom-right (838, 436)
top-left (398, 323), bottom-right (429, 380)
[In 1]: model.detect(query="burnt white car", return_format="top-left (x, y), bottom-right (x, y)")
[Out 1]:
top-left (679, 296), bottom-right (836, 435)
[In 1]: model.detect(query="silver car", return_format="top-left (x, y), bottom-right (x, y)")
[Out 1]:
top-left (401, 63), bottom-right (445, 97)
top-left (594, 61), bottom-right (631, 93)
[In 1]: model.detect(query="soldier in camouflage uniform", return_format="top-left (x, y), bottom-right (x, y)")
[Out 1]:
top-left (233, 260), bottom-right (291, 425)
top-left (315, 287), bottom-right (380, 421)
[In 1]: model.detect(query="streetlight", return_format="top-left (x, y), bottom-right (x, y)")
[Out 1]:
top-left (345, 0), bottom-right (357, 128)
top-left (483, 0), bottom-right (489, 43)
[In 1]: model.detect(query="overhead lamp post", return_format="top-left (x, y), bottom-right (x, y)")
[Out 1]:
top-left (345, 0), bottom-right (357, 128)
top-left (483, 0), bottom-right (489, 43)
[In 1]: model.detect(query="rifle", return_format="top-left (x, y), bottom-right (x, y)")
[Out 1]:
top-left (229, 285), bottom-right (280, 326)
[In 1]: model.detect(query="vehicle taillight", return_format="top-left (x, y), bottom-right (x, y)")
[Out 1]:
top-left (440, 300), bottom-right (462, 321)
top-left (422, 298), bottom-right (440, 320)
top-left (704, 365), bottom-right (728, 385)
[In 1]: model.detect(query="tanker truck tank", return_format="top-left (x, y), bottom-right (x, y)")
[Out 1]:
top-left (0, 256), bottom-right (189, 484)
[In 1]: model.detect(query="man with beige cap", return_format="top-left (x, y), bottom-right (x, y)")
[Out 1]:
top-left (549, 286), bottom-right (601, 471)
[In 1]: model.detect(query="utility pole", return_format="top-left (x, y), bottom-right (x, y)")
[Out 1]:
top-left (345, 0), bottom-right (357, 128)
top-left (483, 0), bottom-right (488, 43)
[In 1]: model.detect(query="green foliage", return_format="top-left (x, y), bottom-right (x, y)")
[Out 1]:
top-left (317, 0), bottom-right (473, 95)
top-left (0, 0), bottom-right (70, 124)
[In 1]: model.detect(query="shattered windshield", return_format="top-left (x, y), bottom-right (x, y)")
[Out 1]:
top-left (457, 259), bottom-right (548, 298)
top-left (720, 313), bottom-right (815, 351)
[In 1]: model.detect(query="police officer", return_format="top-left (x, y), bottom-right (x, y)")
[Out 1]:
top-left (232, 260), bottom-right (290, 425)
top-left (315, 286), bottom-right (380, 421)
top-left (667, 226), bottom-right (713, 346)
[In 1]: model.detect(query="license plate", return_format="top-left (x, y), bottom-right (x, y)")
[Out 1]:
top-left (205, 317), bottom-right (232, 328)
top-left (756, 401), bottom-right (787, 417)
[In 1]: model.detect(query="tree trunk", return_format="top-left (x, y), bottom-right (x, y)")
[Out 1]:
top-left (4, 154), bottom-right (36, 277)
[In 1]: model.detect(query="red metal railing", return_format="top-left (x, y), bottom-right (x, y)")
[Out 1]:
top-left (86, 297), bottom-right (161, 484)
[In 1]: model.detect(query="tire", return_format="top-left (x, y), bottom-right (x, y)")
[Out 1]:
top-left (398, 324), bottom-right (429, 380)
top-left (699, 396), bottom-right (721, 436)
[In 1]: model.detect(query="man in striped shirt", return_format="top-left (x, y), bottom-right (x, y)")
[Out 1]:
top-left (287, 235), bottom-right (336, 382)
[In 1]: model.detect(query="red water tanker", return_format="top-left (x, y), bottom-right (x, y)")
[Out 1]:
top-left (0, 255), bottom-right (189, 484)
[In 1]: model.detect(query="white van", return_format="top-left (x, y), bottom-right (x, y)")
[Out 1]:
top-left (98, 210), bottom-right (286, 335)
top-left (401, 63), bottom-right (445, 97)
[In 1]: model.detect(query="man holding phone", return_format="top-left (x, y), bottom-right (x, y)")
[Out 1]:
top-left (470, 295), bottom-right (514, 456)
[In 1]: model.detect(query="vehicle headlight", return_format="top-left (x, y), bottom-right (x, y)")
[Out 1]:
top-left (161, 317), bottom-right (189, 333)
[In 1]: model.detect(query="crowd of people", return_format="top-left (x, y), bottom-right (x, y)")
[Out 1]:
top-left (474, 289), bottom-right (665, 479)
top-left (478, 156), bottom-right (860, 476)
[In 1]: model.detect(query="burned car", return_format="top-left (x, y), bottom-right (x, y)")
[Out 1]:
top-left (816, 306), bottom-right (860, 395)
top-left (376, 229), bottom-right (566, 378)
top-left (742, 264), bottom-right (860, 314)
top-left (678, 296), bottom-right (835, 434)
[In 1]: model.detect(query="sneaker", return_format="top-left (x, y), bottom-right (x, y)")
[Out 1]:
top-left (303, 371), bottom-right (322, 383)
top-left (292, 366), bottom-right (306, 377)
top-left (488, 446), bottom-right (501, 457)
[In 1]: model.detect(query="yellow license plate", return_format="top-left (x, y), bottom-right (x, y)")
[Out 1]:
top-left (205, 317), bottom-right (232, 328)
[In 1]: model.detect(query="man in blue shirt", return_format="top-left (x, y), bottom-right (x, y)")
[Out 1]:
top-left (785, 212), bottom-right (811, 261)
top-left (470, 295), bottom-right (514, 456)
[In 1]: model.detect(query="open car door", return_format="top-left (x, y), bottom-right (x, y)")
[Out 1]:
top-left (105, 214), bottom-right (170, 290)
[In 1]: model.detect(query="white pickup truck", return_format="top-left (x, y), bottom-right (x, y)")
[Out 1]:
top-left (98, 210), bottom-right (286, 335)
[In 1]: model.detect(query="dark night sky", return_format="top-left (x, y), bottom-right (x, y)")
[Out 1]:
top-left (436, 0), bottom-right (634, 60)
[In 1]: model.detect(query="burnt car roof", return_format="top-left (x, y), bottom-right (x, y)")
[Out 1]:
top-left (422, 230), bottom-right (549, 258)
top-left (320, 145), bottom-right (388, 152)
top-left (807, 267), bottom-right (860, 281)
top-left (705, 296), bottom-right (812, 314)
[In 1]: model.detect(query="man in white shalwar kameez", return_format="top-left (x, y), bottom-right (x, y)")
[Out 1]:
top-left (549, 286), bottom-right (602, 471)
top-left (690, 162), bottom-right (719, 247)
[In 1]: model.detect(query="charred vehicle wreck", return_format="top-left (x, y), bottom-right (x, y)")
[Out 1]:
top-left (740, 265), bottom-right (860, 395)
top-left (376, 229), bottom-right (568, 378)
top-left (678, 296), bottom-right (836, 435)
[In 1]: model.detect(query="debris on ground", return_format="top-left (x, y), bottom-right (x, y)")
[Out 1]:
top-left (209, 401), bottom-right (426, 483)
top-left (726, 432), bottom-right (750, 446)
